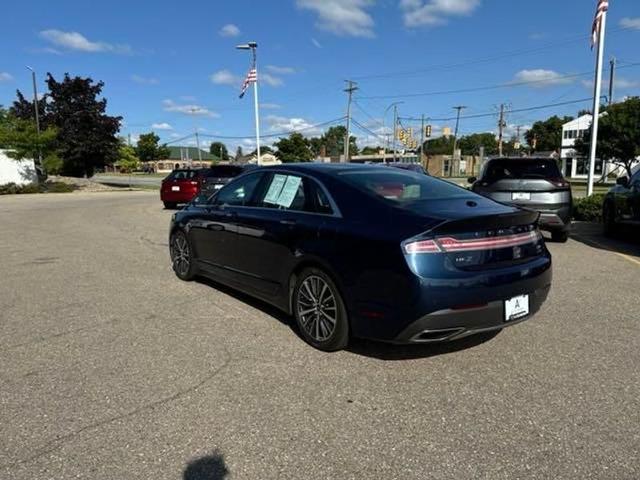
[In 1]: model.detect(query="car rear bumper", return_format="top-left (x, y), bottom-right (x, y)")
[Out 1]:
top-left (392, 284), bottom-right (551, 343)
top-left (161, 191), bottom-right (199, 203)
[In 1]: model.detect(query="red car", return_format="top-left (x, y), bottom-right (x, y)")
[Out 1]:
top-left (161, 166), bottom-right (246, 209)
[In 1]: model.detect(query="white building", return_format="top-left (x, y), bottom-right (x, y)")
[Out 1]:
top-left (0, 150), bottom-right (37, 185)
top-left (560, 114), bottom-right (603, 179)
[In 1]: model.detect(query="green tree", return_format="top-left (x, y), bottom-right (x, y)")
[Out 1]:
top-left (42, 74), bottom-right (122, 177)
top-left (0, 108), bottom-right (58, 163)
top-left (574, 97), bottom-right (640, 178)
top-left (136, 132), bottom-right (170, 163)
top-left (235, 146), bottom-right (243, 160)
top-left (525, 115), bottom-right (573, 152)
top-left (274, 132), bottom-right (313, 163)
top-left (458, 133), bottom-right (498, 156)
top-left (209, 141), bottom-right (229, 161)
top-left (423, 136), bottom-right (455, 155)
top-left (250, 145), bottom-right (274, 156)
top-left (361, 146), bottom-right (384, 155)
top-left (316, 126), bottom-right (358, 158)
top-left (116, 143), bottom-right (141, 173)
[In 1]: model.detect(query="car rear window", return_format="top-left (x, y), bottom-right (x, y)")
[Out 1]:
top-left (207, 166), bottom-right (244, 178)
top-left (484, 159), bottom-right (561, 181)
top-left (339, 169), bottom-right (469, 209)
top-left (165, 170), bottom-right (199, 181)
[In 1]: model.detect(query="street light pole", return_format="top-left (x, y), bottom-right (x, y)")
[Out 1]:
top-left (383, 101), bottom-right (403, 164)
top-left (26, 66), bottom-right (43, 179)
top-left (237, 42), bottom-right (261, 165)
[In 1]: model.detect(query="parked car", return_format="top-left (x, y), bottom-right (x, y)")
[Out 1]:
top-left (602, 169), bottom-right (640, 235)
top-left (169, 164), bottom-right (552, 351)
top-left (469, 157), bottom-right (572, 242)
top-left (160, 166), bottom-right (245, 209)
top-left (388, 162), bottom-right (428, 175)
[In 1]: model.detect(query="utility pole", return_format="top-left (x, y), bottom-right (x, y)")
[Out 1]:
top-left (498, 104), bottom-right (506, 157)
top-left (420, 114), bottom-right (425, 165)
top-left (195, 130), bottom-right (202, 163)
top-left (26, 66), bottom-right (43, 180)
top-left (393, 105), bottom-right (399, 162)
top-left (451, 106), bottom-right (466, 177)
top-left (343, 80), bottom-right (358, 162)
top-left (608, 57), bottom-right (616, 106)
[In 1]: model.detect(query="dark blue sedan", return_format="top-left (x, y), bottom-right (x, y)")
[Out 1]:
top-left (169, 163), bottom-right (552, 351)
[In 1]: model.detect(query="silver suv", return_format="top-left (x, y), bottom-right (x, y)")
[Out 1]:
top-left (469, 157), bottom-right (572, 242)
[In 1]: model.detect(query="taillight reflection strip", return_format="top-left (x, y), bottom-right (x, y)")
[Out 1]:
top-left (405, 230), bottom-right (541, 254)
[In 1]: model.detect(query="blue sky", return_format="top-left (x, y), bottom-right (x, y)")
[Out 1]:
top-left (1, 0), bottom-right (639, 152)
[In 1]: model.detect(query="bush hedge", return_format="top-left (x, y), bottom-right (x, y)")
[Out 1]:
top-left (0, 182), bottom-right (76, 195)
top-left (572, 194), bottom-right (605, 222)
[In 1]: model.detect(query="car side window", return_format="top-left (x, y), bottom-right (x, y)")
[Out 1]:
top-left (256, 173), bottom-right (310, 212)
top-left (308, 180), bottom-right (334, 215)
top-left (215, 172), bottom-right (263, 206)
top-left (631, 171), bottom-right (640, 187)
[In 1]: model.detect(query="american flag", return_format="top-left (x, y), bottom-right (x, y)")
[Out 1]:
top-left (591, 0), bottom-right (609, 49)
top-left (239, 68), bottom-right (257, 99)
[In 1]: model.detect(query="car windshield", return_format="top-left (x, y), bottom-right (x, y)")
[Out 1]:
top-left (484, 159), bottom-right (561, 181)
top-left (165, 170), bottom-right (199, 181)
top-left (339, 169), bottom-right (470, 210)
top-left (207, 166), bottom-right (244, 178)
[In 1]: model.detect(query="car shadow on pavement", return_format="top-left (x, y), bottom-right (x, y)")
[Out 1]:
top-left (195, 276), bottom-right (502, 360)
top-left (183, 451), bottom-right (229, 480)
top-left (347, 331), bottom-right (501, 361)
top-left (570, 221), bottom-right (640, 259)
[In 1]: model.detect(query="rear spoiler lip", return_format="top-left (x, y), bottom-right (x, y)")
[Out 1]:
top-left (423, 209), bottom-right (540, 237)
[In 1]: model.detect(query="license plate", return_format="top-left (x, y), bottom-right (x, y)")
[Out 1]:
top-left (171, 186), bottom-right (180, 191)
top-left (505, 295), bottom-right (530, 322)
top-left (512, 192), bottom-right (531, 201)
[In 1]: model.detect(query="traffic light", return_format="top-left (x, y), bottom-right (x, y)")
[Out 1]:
top-left (425, 125), bottom-right (432, 138)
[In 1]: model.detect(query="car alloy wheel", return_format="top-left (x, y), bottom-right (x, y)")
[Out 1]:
top-left (170, 231), bottom-right (196, 280)
top-left (293, 268), bottom-right (349, 351)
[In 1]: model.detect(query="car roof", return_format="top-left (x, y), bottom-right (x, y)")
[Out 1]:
top-left (261, 162), bottom-right (392, 177)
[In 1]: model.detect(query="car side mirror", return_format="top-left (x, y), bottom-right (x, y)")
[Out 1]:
top-left (467, 177), bottom-right (477, 184)
top-left (617, 176), bottom-right (629, 187)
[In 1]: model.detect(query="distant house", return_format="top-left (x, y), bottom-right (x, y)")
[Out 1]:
top-left (0, 150), bottom-right (37, 185)
top-left (145, 146), bottom-right (220, 173)
top-left (235, 152), bottom-right (281, 166)
top-left (560, 115), bottom-right (601, 179)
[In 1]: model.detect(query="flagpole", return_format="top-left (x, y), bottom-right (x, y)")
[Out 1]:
top-left (252, 47), bottom-right (262, 166)
top-left (587, 5), bottom-right (607, 197)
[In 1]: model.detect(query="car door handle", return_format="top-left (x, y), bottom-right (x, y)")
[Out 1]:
top-left (280, 219), bottom-right (297, 226)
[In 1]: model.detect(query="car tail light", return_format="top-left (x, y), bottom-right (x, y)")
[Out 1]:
top-left (548, 178), bottom-right (569, 188)
top-left (404, 230), bottom-right (542, 254)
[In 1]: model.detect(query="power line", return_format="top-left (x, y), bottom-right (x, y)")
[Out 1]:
top-left (197, 116), bottom-right (346, 140)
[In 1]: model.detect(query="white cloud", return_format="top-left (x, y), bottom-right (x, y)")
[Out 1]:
top-left (266, 115), bottom-right (324, 136)
top-left (513, 69), bottom-right (573, 88)
top-left (219, 24), bottom-right (241, 37)
top-left (296, 0), bottom-right (375, 37)
top-left (169, 133), bottom-right (182, 139)
top-left (210, 69), bottom-right (241, 86)
top-left (151, 122), bottom-right (173, 130)
top-left (261, 73), bottom-right (284, 87)
top-left (400, 0), bottom-right (481, 27)
top-left (39, 29), bottom-right (132, 54)
top-left (312, 38), bottom-right (323, 48)
top-left (131, 74), bottom-right (159, 85)
top-left (0, 72), bottom-right (13, 82)
top-left (163, 99), bottom-right (219, 118)
top-left (620, 17), bottom-right (640, 30)
top-left (266, 65), bottom-right (296, 75)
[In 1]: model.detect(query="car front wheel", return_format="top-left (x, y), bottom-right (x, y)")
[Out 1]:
top-left (170, 230), bottom-right (197, 281)
top-left (293, 268), bottom-right (349, 352)
top-left (603, 202), bottom-right (618, 236)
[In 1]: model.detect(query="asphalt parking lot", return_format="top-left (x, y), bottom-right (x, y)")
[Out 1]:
top-left (1, 191), bottom-right (639, 480)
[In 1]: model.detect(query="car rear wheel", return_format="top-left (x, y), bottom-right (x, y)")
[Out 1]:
top-left (551, 231), bottom-right (569, 243)
top-left (164, 202), bottom-right (177, 210)
top-left (293, 268), bottom-right (349, 352)
top-left (170, 230), bottom-right (197, 281)
top-left (603, 202), bottom-right (618, 236)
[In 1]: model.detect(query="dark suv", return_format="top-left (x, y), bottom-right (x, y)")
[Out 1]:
top-left (469, 157), bottom-right (572, 242)
top-left (602, 169), bottom-right (640, 235)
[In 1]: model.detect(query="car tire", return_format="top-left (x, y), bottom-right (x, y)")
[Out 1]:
top-left (293, 267), bottom-right (349, 352)
top-left (603, 202), bottom-right (618, 237)
top-left (164, 202), bottom-right (177, 210)
top-left (169, 230), bottom-right (197, 281)
top-left (551, 231), bottom-right (569, 243)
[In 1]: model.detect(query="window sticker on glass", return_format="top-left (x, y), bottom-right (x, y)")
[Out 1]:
top-left (263, 174), bottom-right (287, 204)
top-left (276, 176), bottom-right (302, 208)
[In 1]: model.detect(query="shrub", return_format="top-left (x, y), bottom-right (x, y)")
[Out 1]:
top-left (0, 181), bottom-right (75, 195)
top-left (572, 194), bottom-right (605, 222)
